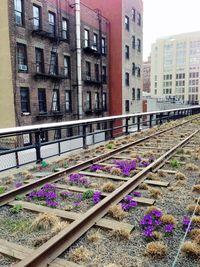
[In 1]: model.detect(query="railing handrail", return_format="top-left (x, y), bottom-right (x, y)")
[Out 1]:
top-left (0, 106), bottom-right (200, 136)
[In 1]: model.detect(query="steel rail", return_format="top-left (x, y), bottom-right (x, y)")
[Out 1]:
top-left (14, 128), bottom-right (200, 267)
top-left (0, 117), bottom-right (197, 207)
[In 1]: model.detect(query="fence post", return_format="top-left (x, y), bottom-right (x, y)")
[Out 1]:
top-left (125, 118), bottom-right (130, 135)
top-left (159, 113), bottom-right (163, 124)
top-left (83, 124), bottom-right (88, 149)
top-left (149, 114), bottom-right (153, 128)
top-left (35, 130), bottom-right (42, 164)
top-left (137, 116), bottom-right (141, 132)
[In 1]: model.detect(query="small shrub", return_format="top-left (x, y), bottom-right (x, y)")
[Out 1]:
top-left (10, 204), bottom-right (23, 214)
top-left (186, 163), bottom-right (199, 171)
top-left (111, 228), bottom-right (130, 240)
top-left (0, 187), bottom-right (6, 195)
top-left (41, 160), bottom-right (48, 168)
top-left (192, 184), bottom-right (200, 193)
top-left (82, 190), bottom-right (94, 200)
top-left (175, 172), bottom-right (186, 180)
top-left (170, 159), bottom-right (180, 168)
top-left (109, 205), bottom-right (127, 220)
top-left (102, 182), bottom-right (116, 193)
top-left (107, 144), bottom-right (114, 150)
top-left (149, 188), bottom-right (162, 199)
top-left (145, 241), bottom-right (167, 258)
top-left (31, 213), bottom-right (60, 230)
top-left (87, 231), bottom-right (101, 242)
top-left (181, 241), bottom-right (200, 257)
top-left (69, 246), bottom-right (91, 263)
top-left (147, 172), bottom-right (160, 181)
top-left (187, 205), bottom-right (200, 215)
top-left (160, 214), bottom-right (177, 225)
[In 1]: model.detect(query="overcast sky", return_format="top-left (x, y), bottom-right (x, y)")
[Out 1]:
top-left (143, 0), bottom-right (200, 60)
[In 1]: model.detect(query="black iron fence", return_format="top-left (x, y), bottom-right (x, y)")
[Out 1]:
top-left (0, 106), bottom-right (200, 172)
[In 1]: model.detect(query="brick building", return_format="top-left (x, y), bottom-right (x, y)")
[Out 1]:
top-left (142, 56), bottom-right (151, 93)
top-left (0, 0), bottom-right (109, 142)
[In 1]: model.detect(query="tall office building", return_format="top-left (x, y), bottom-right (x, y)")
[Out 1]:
top-left (82, 0), bottom-right (143, 117)
top-left (151, 31), bottom-right (200, 104)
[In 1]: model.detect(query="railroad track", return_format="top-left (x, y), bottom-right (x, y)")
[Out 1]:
top-left (0, 116), bottom-right (200, 267)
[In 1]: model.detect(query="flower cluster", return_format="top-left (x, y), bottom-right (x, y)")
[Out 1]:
top-left (68, 173), bottom-right (91, 187)
top-left (90, 165), bottom-right (104, 172)
top-left (139, 209), bottom-right (175, 238)
top-left (121, 195), bottom-right (138, 211)
top-left (131, 191), bottom-right (141, 197)
top-left (92, 191), bottom-right (102, 204)
top-left (15, 182), bottom-right (23, 188)
top-left (182, 216), bottom-right (193, 231)
top-left (27, 183), bottom-right (58, 208)
top-left (113, 160), bottom-right (137, 176)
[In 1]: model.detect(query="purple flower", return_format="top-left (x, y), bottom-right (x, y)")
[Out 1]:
top-left (140, 214), bottom-right (153, 225)
top-left (92, 191), bottom-right (102, 204)
top-left (73, 201), bottom-right (81, 207)
top-left (149, 156), bottom-right (155, 163)
top-left (90, 165), bottom-right (104, 172)
top-left (182, 216), bottom-right (190, 226)
top-left (15, 182), bottom-right (23, 188)
top-left (154, 219), bottom-right (162, 226)
top-left (113, 160), bottom-right (137, 176)
top-left (131, 191), bottom-right (141, 197)
top-left (164, 224), bottom-right (175, 233)
top-left (151, 210), bottom-right (163, 218)
top-left (143, 226), bottom-right (154, 237)
top-left (68, 173), bottom-right (91, 187)
top-left (46, 200), bottom-right (58, 208)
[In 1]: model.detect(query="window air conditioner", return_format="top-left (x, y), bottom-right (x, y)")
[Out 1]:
top-left (19, 64), bottom-right (28, 71)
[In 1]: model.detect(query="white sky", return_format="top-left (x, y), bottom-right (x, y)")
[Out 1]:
top-left (143, 0), bottom-right (200, 60)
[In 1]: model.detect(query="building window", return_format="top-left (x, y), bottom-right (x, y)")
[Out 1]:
top-left (137, 38), bottom-right (141, 52)
top-left (86, 92), bottom-right (92, 110)
top-left (132, 36), bottom-right (136, 49)
top-left (102, 93), bottom-right (107, 111)
top-left (65, 90), bottom-right (72, 112)
top-left (125, 16), bottom-right (129, 31)
top-left (137, 67), bottom-right (141, 77)
top-left (137, 88), bottom-right (141, 100)
top-left (125, 45), bottom-right (129, 59)
top-left (54, 129), bottom-right (61, 140)
top-left (84, 29), bottom-right (89, 47)
top-left (17, 43), bottom-right (28, 72)
top-left (48, 12), bottom-right (56, 36)
top-left (49, 52), bottom-right (58, 75)
top-left (14, 0), bottom-right (24, 26)
top-left (62, 18), bottom-right (69, 41)
top-left (35, 48), bottom-right (44, 73)
top-left (132, 88), bottom-right (135, 100)
top-left (132, 63), bottom-right (136, 76)
top-left (64, 56), bottom-right (70, 78)
top-left (93, 33), bottom-right (98, 51)
top-left (52, 90), bottom-right (60, 112)
top-left (94, 92), bottom-right (100, 109)
top-left (33, 4), bottom-right (41, 30)
top-left (95, 64), bottom-right (99, 81)
top-left (137, 12), bottom-right (141, 26)
top-left (132, 8), bottom-right (136, 22)
top-left (20, 88), bottom-right (30, 113)
top-left (102, 37), bottom-right (106, 55)
top-left (125, 100), bottom-right (130, 112)
top-left (125, 72), bottom-right (129, 86)
top-left (38, 88), bottom-right (46, 113)
top-left (102, 66), bottom-right (107, 83)
top-left (86, 61), bottom-right (91, 78)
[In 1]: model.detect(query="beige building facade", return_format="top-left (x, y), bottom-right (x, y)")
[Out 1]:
top-left (151, 31), bottom-right (200, 104)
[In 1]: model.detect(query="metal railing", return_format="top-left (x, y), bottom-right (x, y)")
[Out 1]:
top-left (0, 106), bottom-right (200, 172)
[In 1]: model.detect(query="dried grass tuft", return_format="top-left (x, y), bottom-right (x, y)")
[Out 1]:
top-left (102, 182), bottom-right (116, 193)
top-left (33, 234), bottom-right (50, 247)
top-left (181, 241), bottom-right (200, 257)
top-left (110, 168), bottom-right (122, 176)
top-left (108, 205), bottom-right (127, 220)
top-left (157, 170), bottom-right (166, 177)
top-left (174, 180), bottom-right (186, 187)
top-left (145, 241), bottom-right (167, 258)
top-left (193, 184), bottom-right (200, 193)
top-left (192, 216), bottom-right (200, 226)
top-left (21, 170), bottom-right (31, 176)
top-left (138, 183), bottom-right (149, 190)
top-left (149, 188), bottom-right (162, 199)
top-left (175, 172), bottom-right (186, 180)
top-left (111, 228), bottom-right (130, 240)
top-left (5, 175), bottom-right (15, 185)
top-left (186, 163), bottom-right (199, 171)
top-left (31, 213), bottom-right (60, 230)
top-left (195, 234), bottom-right (200, 245)
top-left (69, 246), bottom-right (91, 263)
top-left (146, 206), bottom-right (161, 214)
top-left (160, 214), bottom-right (177, 225)
top-left (51, 221), bottom-right (68, 235)
top-left (87, 231), bottom-right (102, 242)
top-left (187, 205), bottom-right (200, 215)
top-left (24, 173), bottom-right (34, 180)
top-left (153, 231), bottom-right (163, 240)
top-left (147, 172), bottom-right (160, 181)
top-left (190, 228), bottom-right (200, 239)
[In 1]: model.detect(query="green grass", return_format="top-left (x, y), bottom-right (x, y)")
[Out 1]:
top-left (106, 143), bottom-right (114, 149)
top-left (170, 159), bottom-right (180, 168)
top-left (0, 218), bottom-right (31, 234)
top-left (10, 204), bottom-right (23, 214)
top-left (0, 187), bottom-right (5, 195)
top-left (82, 190), bottom-right (94, 200)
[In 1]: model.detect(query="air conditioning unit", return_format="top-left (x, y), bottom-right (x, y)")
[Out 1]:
top-left (19, 64), bottom-right (28, 71)
top-left (86, 76), bottom-right (91, 81)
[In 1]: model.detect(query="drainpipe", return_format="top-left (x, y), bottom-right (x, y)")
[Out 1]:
top-left (75, 0), bottom-right (83, 119)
